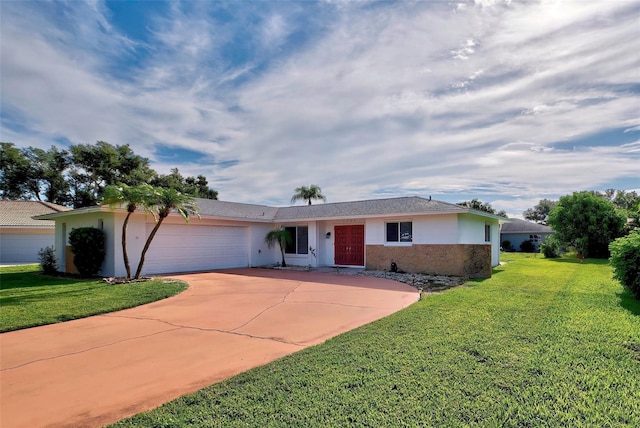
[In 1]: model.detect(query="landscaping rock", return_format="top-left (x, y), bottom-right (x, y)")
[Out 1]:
top-left (358, 271), bottom-right (465, 291)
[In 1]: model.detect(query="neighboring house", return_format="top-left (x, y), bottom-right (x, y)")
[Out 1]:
top-left (0, 200), bottom-right (70, 263)
top-left (500, 218), bottom-right (553, 252)
top-left (35, 196), bottom-right (507, 278)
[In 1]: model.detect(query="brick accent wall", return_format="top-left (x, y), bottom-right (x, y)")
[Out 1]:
top-left (365, 244), bottom-right (492, 278)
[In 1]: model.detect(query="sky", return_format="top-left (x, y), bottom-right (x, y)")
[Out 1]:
top-left (1, 0), bottom-right (639, 217)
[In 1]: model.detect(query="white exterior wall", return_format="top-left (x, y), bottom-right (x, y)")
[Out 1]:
top-left (0, 228), bottom-right (54, 263)
top-left (364, 215), bottom-right (458, 245)
top-left (274, 221), bottom-right (319, 267)
top-left (457, 213), bottom-right (500, 266)
top-left (250, 223), bottom-right (279, 267)
top-left (55, 211), bottom-right (117, 276)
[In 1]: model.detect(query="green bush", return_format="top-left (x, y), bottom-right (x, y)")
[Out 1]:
top-left (520, 239), bottom-right (536, 253)
top-left (501, 240), bottom-right (512, 251)
top-left (609, 230), bottom-right (640, 299)
top-left (68, 227), bottom-right (105, 277)
top-left (38, 246), bottom-right (58, 274)
top-left (541, 234), bottom-right (560, 258)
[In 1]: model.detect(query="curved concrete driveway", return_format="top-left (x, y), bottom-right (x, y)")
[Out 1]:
top-left (0, 269), bottom-right (418, 428)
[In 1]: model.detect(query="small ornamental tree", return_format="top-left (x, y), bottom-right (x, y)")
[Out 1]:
top-left (68, 227), bottom-right (105, 277)
top-left (38, 246), bottom-right (58, 274)
top-left (541, 234), bottom-right (560, 258)
top-left (609, 230), bottom-right (640, 299)
top-left (548, 191), bottom-right (627, 258)
top-left (265, 227), bottom-right (292, 267)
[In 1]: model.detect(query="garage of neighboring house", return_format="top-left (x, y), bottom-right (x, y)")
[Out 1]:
top-left (142, 222), bottom-right (250, 274)
top-left (0, 200), bottom-right (70, 264)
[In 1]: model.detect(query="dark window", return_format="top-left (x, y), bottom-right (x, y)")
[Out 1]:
top-left (386, 221), bottom-right (412, 242)
top-left (285, 227), bottom-right (296, 254)
top-left (285, 226), bottom-right (308, 254)
top-left (485, 224), bottom-right (491, 242)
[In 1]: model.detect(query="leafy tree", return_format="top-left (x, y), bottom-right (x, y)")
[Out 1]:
top-left (69, 141), bottom-right (155, 207)
top-left (134, 188), bottom-right (199, 279)
top-left (0, 142), bottom-right (31, 199)
top-left (102, 184), bottom-right (155, 279)
top-left (457, 199), bottom-right (508, 218)
top-left (291, 185), bottom-right (327, 205)
top-left (523, 199), bottom-right (557, 225)
top-left (151, 168), bottom-right (218, 199)
top-left (609, 230), bottom-right (640, 299)
top-left (265, 227), bottom-right (292, 267)
top-left (547, 191), bottom-right (627, 258)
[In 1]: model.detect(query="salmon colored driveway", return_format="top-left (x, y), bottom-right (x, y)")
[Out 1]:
top-left (0, 269), bottom-right (418, 428)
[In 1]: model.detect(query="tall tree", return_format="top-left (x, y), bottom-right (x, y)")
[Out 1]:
top-left (548, 191), bottom-right (627, 258)
top-left (457, 199), bottom-right (508, 218)
top-left (151, 168), bottom-right (218, 199)
top-left (265, 227), bottom-right (292, 267)
top-left (0, 142), bottom-right (30, 199)
top-left (291, 185), bottom-right (327, 205)
top-left (523, 199), bottom-right (557, 225)
top-left (134, 188), bottom-right (199, 279)
top-left (69, 141), bottom-right (155, 207)
top-left (102, 184), bottom-right (155, 279)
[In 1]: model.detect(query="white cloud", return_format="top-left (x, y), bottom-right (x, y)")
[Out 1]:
top-left (1, 0), bottom-right (638, 208)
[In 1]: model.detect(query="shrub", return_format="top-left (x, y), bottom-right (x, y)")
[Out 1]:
top-left (609, 230), bottom-right (640, 299)
top-left (520, 239), bottom-right (536, 253)
top-left (38, 246), bottom-right (58, 275)
top-left (68, 227), bottom-right (105, 277)
top-left (541, 234), bottom-right (560, 258)
top-left (501, 240), bottom-right (512, 251)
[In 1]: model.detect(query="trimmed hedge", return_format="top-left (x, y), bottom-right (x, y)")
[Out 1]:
top-left (69, 227), bottom-right (105, 277)
top-left (609, 230), bottom-right (640, 299)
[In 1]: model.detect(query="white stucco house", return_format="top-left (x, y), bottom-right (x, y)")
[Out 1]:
top-left (0, 200), bottom-right (70, 263)
top-left (500, 218), bottom-right (554, 252)
top-left (35, 196), bottom-right (506, 278)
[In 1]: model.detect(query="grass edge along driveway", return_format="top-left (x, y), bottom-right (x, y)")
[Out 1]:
top-left (0, 264), bottom-right (187, 332)
top-left (113, 254), bottom-right (640, 427)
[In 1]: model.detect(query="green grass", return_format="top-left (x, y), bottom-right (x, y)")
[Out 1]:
top-left (0, 264), bottom-right (188, 332)
top-left (112, 253), bottom-right (640, 427)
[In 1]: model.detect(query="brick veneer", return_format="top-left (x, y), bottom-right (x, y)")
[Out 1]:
top-left (365, 244), bottom-right (492, 278)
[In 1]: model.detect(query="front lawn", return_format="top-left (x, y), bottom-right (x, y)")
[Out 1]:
top-left (113, 253), bottom-right (640, 427)
top-left (0, 265), bottom-right (188, 332)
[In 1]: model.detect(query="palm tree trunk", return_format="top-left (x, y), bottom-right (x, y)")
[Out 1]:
top-left (122, 212), bottom-right (132, 279)
top-left (280, 247), bottom-right (287, 267)
top-left (134, 216), bottom-right (165, 279)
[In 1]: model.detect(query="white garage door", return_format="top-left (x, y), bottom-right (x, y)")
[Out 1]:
top-left (142, 224), bottom-right (249, 274)
top-left (0, 233), bottom-right (54, 263)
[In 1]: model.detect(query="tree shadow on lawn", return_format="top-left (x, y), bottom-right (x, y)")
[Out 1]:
top-left (0, 284), bottom-right (111, 307)
top-left (618, 289), bottom-right (640, 317)
top-left (544, 257), bottom-right (609, 265)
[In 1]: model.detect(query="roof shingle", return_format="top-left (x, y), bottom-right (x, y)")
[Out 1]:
top-left (0, 200), bottom-right (70, 227)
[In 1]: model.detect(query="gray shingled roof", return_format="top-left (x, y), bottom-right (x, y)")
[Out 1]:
top-left (34, 196), bottom-right (503, 223)
top-left (501, 218), bottom-right (553, 234)
top-left (196, 199), bottom-right (278, 222)
top-left (0, 200), bottom-right (70, 227)
top-left (272, 196), bottom-right (467, 220)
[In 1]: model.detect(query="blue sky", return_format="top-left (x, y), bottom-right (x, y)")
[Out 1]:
top-left (1, 0), bottom-right (638, 216)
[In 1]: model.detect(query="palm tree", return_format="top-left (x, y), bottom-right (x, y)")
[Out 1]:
top-left (134, 188), bottom-right (199, 279)
top-left (102, 183), bottom-right (154, 279)
top-left (265, 227), bottom-right (292, 267)
top-left (290, 184), bottom-right (327, 205)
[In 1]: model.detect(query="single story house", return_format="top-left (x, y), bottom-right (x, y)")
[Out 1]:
top-left (500, 218), bottom-right (553, 252)
top-left (35, 196), bottom-right (507, 278)
top-left (0, 200), bottom-right (70, 263)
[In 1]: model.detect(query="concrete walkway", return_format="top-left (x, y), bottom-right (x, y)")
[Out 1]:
top-left (0, 269), bottom-right (418, 428)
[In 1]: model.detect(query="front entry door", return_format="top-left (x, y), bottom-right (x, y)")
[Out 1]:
top-left (334, 225), bottom-right (365, 266)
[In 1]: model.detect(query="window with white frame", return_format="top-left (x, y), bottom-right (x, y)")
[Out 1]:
top-left (284, 226), bottom-right (309, 254)
top-left (386, 221), bottom-right (412, 243)
top-left (485, 224), bottom-right (491, 242)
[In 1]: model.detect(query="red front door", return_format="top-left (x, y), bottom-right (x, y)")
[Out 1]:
top-left (334, 225), bottom-right (365, 266)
